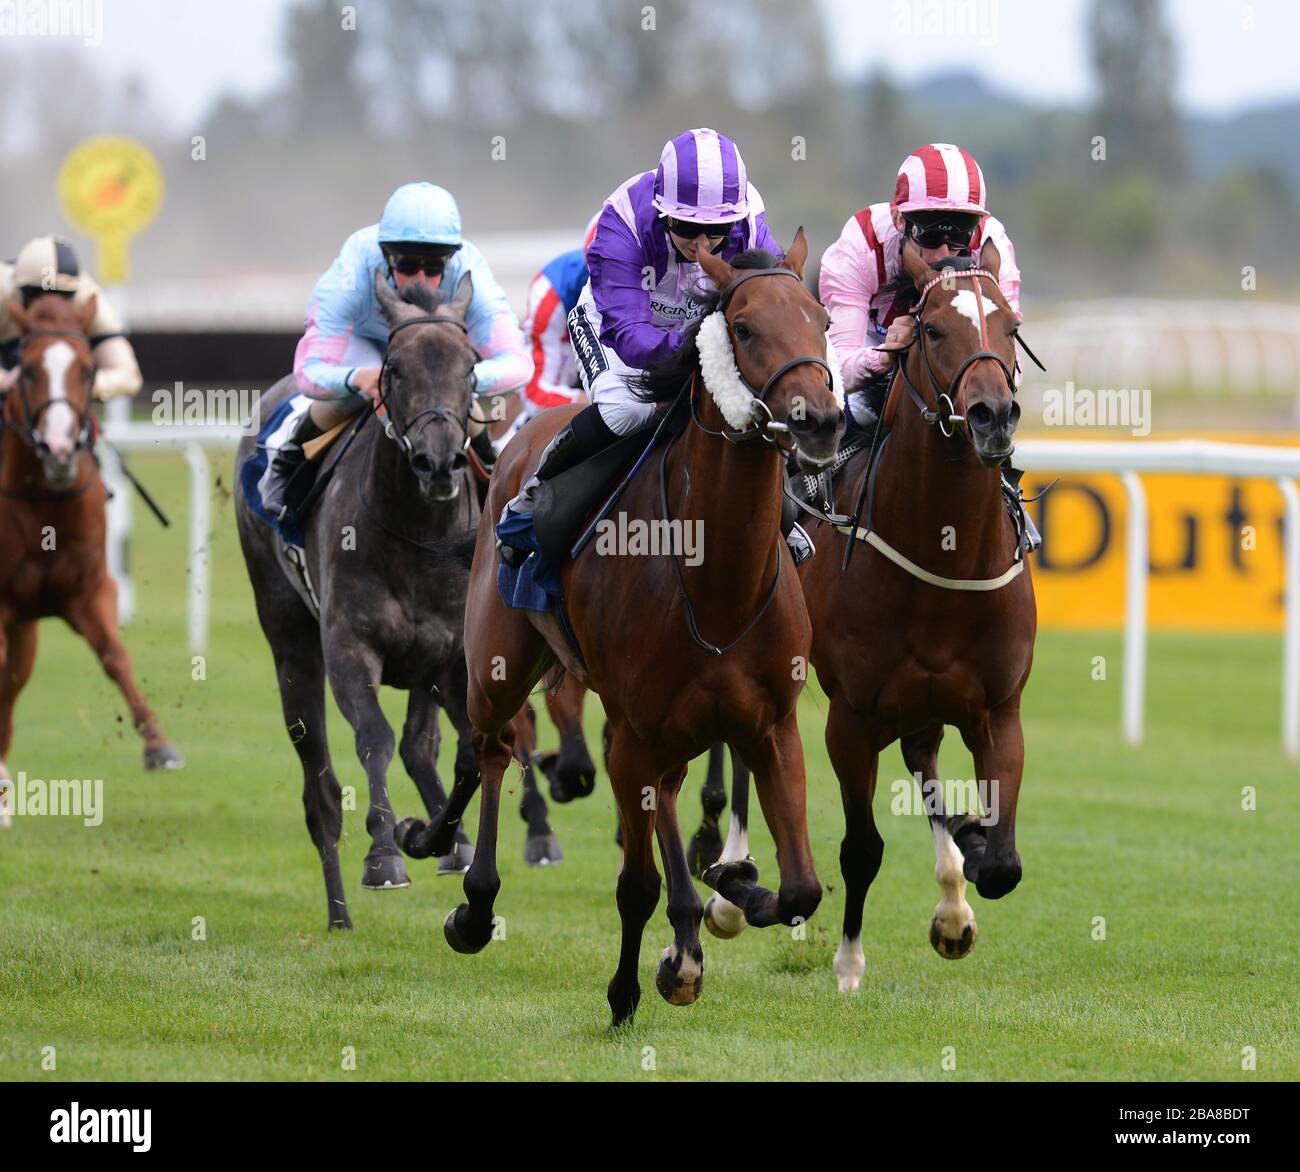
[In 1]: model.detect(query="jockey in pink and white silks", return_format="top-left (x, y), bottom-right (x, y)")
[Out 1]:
top-left (261, 182), bottom-right (531, 519)
top-left (497, 127), bottom-right (817, 566)
top-left (816, 142), bottom-right (1039, 548)
top-left (820, 142), bottom-right (1022, 434)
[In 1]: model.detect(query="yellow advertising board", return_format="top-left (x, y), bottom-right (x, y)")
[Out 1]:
top-left (57, 136), bottom-right (164, 284)
top-left (1023, 433), bottom-right (1297, 631)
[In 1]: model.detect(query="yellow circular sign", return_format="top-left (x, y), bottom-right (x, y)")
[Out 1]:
top-left (58, 136), bottom-right (164, 283)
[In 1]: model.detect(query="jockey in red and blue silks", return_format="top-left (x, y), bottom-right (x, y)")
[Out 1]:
top-left (497, 127), bottom-right (817, 565)
top-left (261, 182), bottom-right (531, 519)
top-left (501, 217), bottom-right (601, 448)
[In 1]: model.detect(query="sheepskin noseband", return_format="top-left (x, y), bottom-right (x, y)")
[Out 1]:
top-left (695, 309), bottom-right (845, 431)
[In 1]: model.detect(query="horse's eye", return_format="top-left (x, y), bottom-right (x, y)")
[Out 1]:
top-left (733, 322), bottom-right (752, 343)
top-left (924, 324), bottom-right (942, 342)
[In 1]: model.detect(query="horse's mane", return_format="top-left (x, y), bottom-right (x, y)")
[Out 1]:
top-left (634, 248), bottom-right (782, 406)
top-left (395, 280), bottom-right (454, 313)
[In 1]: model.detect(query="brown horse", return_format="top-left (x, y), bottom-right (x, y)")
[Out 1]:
top-left (799, 239), bottom-right (1035, 992)
top-left (0, 293), bottom-right (181, 825)
top-left (406, 231), bottom-right (842, 1024)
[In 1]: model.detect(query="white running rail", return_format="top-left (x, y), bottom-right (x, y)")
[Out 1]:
top-left (101, 428), bottom-right (1300, 758)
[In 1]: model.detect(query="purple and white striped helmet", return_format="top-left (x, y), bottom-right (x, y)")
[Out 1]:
top-left (652, 128), bottom-right (750, 224)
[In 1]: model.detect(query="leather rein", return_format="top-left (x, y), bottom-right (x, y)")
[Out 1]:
top-left (664, 265), bottom-right (832, 655)
top-left (833, 266), bottom-right (1047, 589)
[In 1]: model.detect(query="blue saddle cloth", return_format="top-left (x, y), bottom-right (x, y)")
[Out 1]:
top-left (495, 511), bottom-right (563, 612)
top-left (238, 395), bottom-right (310, 547)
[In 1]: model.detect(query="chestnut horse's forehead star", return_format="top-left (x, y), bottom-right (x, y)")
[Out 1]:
top-left (948, 287), bottom-right (1000, 341)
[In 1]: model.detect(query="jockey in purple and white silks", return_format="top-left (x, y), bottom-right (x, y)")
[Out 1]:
top-left (261, 182), bottom-right (531, 520)
top-left (497, 127), bottom-right (817, 566)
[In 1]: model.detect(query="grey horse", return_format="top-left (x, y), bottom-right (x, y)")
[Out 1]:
top-left (235, 272), bottom-right (559, 929)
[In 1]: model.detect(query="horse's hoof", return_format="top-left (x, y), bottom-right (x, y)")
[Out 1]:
top-left (443, 905), bottom-right (487, 954)
top-left (536, 752), bottom-right (567, 803)
top-left (703, 894), bottom-right (747, 939)
top-left (436, 841), bottom-right (474, 875)
top-left (361, 852), bottom-right (410, 890)
top-left (144, 742), bottom-right (184, 771)
top-left (558, 766), bottom-right (596, 802)
top-left (524, 832), bottom-right (563, 867)
top-left (700, 856), bottom-right (759, 892)
top-left (654, 945), bottom-right (704, 1006)
top-left (687, 823), bottom-right (723, 878)
top-left (394, 817), bottom-right (432, 859)
top-left (0, 781), bottom-right (11, 830)
top-left (929, 916), bottom-right (977, 959)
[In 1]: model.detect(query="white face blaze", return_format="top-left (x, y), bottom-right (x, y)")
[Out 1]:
top-left (948, 288), bottom-right (999, 343)
top-left (39, 340), bottom-right (80, 460)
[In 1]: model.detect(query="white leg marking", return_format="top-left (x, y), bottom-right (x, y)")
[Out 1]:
top-left (834, 934), bottom-right (865, 993)
top-left (720, 810), bottom-right (748, 863)
top-left (931, 820), bottom-right (975, 945)
top-left (707, 810), bottom-right (750, 935)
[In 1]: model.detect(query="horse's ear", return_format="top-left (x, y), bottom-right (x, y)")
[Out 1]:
top-left (781, 227), bottom-right (809, 280)
top-left (373, 269), bottom-right (405, 324)
top-left (448, 272), bottom-right (473, 320)
top-left (979, 237), bottom-right (1002, 281)
top-left (696, 239), bottom-right (736, 293)
top-left (4, 296), bottom-right (28, 335)
top-left (900, 238), bottom-right (932, 291)
top-left (77, 293), bottom-right (97, 336)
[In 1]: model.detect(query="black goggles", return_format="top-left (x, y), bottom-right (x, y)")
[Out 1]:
top-left (383, 246), bottom-right (460, 276)
top-left (664, 217), bottom-right (738, 240)
top-left (905, 219), bottom-right (977, 251)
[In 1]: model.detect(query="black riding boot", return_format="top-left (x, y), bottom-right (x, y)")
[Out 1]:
top-left (497, 405), bottom-right (618, 567)
top-left (261, 412), bottom-right (326, 521)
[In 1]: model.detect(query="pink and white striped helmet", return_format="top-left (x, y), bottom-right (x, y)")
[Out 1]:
top-left (892, 143), bottom-right (987, 216)
top-left (653, 128), bottom-right (750, 224)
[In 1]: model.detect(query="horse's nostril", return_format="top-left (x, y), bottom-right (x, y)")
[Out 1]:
top-left (967, 403), bottom-right (994, 429)
top-left (410, 454), bottom-right (433, 477)
top-left (451, 451), bottom-right (468, 471)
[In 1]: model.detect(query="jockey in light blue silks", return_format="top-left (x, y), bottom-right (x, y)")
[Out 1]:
top-left (261, 182), bottom-right (532, 519)
top-left (497, 127), bottom-right (816, 566)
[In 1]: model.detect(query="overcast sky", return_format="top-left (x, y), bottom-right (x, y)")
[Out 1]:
top-left (71, 0), bottom-right (1300, 132)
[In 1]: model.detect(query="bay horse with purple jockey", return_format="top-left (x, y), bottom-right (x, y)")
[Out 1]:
top-left (409, 231), bottom-right (842, 1025)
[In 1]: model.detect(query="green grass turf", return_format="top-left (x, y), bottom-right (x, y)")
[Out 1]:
top-left (1, 453), bottom-right (1296, 1081)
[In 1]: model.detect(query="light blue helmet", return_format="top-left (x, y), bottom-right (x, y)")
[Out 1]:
top-left (378, 182), bottom-right (462, 249)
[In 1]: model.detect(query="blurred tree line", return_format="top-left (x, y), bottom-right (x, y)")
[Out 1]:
top-left (0, 0), bottom-right (1295, 301)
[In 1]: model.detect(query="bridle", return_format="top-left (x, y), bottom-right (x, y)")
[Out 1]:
top-left (2, 327), bottom-right (96, 461)
top-left (891, 267), bottom-right (1019, 441)
top-left (831, 264), bottom-right (1048, 589)
top-left (689, 267), bottom-right (837, 460)
top-left (374, 313), bottom-right (475, 460)
top-left (664, 265), bottom-right (837, 655)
